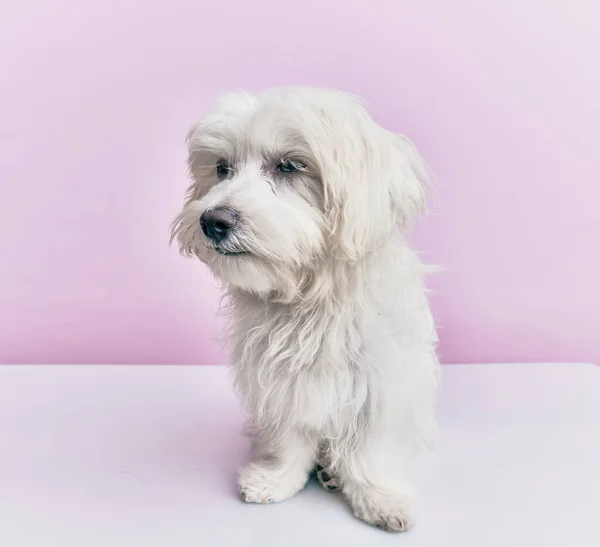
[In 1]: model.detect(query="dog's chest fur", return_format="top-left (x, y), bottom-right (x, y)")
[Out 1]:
top-left (225, 247), bottom-right (437, 441)
top-left (228, 294), bottom-right (375, 434)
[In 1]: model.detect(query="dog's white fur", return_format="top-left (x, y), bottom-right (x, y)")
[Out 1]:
top-left (172, 87), bottom-right (439, 532)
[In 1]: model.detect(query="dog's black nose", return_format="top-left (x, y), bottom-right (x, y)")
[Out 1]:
top-left (200, 207), bottom-right (238, 242)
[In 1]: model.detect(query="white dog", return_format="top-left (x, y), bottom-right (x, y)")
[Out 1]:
top-left (172, 87), bottom-right (439, 532)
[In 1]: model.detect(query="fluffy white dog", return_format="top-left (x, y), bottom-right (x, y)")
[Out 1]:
top-left (172, 87), bottom-right (439, 532)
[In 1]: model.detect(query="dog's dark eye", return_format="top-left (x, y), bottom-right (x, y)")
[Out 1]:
top-left (216, 161), bottom-right (232, 179)
top-left (278, 160), bottom-right (305, 173)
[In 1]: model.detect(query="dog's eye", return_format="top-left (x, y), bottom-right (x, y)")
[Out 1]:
top-left (278, 160), bottom-right (305, 173)
top-left (216, 161), bottom-right (232, 179)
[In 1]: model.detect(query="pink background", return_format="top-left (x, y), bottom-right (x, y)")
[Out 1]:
top-left (1, 0), bottom-right (598, 365)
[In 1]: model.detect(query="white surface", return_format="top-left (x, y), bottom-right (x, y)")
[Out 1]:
top-left (0, 363), bottom-right (599, 547)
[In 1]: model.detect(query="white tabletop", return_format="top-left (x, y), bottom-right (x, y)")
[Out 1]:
top-left (0, 363), bottom-right (598, 547)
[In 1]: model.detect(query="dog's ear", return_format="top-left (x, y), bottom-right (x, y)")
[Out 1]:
top-left (184, 92), bottom-right (258, 204)
top-left (388, 133), bottom-right (429, 229)
top-left (184, 124), bottom-right (206, 204)
top-left (315, 108), bottom-right (428, 261)
top-left (184, 123), bottom-right (221, 205)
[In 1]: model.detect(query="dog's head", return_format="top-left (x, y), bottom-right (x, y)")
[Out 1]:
top-left (172, 88), bottom-right (428, 299)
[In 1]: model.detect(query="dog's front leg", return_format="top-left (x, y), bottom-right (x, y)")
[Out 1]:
top-left (238, 430), bottom-right (316, 504)
top-left (337, 431), bottom-right (416, 532)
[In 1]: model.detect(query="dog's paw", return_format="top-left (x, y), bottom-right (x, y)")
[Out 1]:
top-left (238, 463), bottom-right (306, 504)
top-left (315, 464), bottom-right (340, 492)
top-left (350, 490), bottom-right (416, 532)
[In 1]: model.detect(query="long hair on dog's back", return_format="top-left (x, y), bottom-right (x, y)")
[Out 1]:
top-left (172, 87), bottom-right (439, 532)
